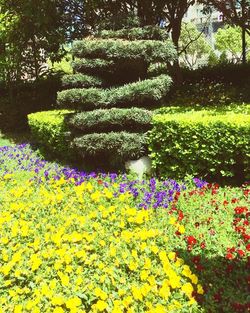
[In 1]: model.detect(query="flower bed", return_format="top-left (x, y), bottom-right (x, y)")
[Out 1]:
top-left (0, 144), bottom-right (249, 313)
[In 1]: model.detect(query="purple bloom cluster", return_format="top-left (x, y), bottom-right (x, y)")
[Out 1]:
top-left (0, 144), bottom-right (207, 210)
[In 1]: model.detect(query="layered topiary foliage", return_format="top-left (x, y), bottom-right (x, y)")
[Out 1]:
top-left (57, 27), bottom-right (176, 168)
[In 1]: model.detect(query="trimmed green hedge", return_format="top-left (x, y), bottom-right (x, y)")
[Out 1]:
top-left (72, 58), bottom-right (116, 75)
top-left (67, 108), bottom-right (152, 133)
top-left (148, 110), bottom-right (250, 183)
top-left (97, 26), bottom-right (168, 41)
top-left (57, 74), bottom-right (172, 110)
top-left (28, 110), bottom-right (73, 157)
top-left (72, 39), bottom-right (176, 63)
top-left (73, 132), bottom-right (146, 161)
top-left (61, 73), bottom-right (104, 89)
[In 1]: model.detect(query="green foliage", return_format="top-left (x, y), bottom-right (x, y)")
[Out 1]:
top-left (48, 53), bottom-right (73, 74)
top-left (179, 22), bottom-right (212, 69)
top-left (73, 132), bottom-right (147, 163)
top-left (149, 110), bottom-right (250, 183)
top-left (57, 74), bottom-right (172, 110)
top-left (97, 26), bottom-right (168, 41)
top-left (0, 75), bottom-right (61, 131)
top-left (28, 110), bottom-right (73, 157)
top-left (62, 73), bottom-right (104, 89)
top-left (215, 25), bottom-right (250, 62)
top-left (72, 58), bottom-right (116, 74)
top-left (72, 39), bottom-right (177, 63)
top-left (67, 108), bottom-right (152, 133)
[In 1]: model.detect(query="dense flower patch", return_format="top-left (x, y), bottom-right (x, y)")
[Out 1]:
top-left (0, 144), bottom-right (249, 312)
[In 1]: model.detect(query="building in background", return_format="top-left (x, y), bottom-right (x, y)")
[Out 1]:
top-left (183, 2), bottom-right (224, 48)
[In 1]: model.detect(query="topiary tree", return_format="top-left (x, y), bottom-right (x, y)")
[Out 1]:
top-left (56, 27), bottom-right (176, 169)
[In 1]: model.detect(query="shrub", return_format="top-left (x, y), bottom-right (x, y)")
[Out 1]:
top-left (72, 58), bottom-right (116, 75)
top-left (28, 110), bottom-right (73, 157)
top-left (57, 74), bottom-right (172, 110)
top-left (148, 110), bottom-right (250, 183)
top-left (0, 75), bottom-right (61, 131)
top-left (72, 39), bottom-right (177, 63)
top-left (67, 108), bottom-right (152, 133)
top-left (62, 73), bottom-right (104, 89)
top-left (73, 132), bottom-right (147, 163)
top-left (30, 32), bottom-right (175, 167)
top-left (182, 63), bottom-right (250, 86)
top-left (97, 26), bottom-right (168, 41)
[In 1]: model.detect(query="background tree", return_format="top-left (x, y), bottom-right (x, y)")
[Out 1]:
top-left (215, 25), bottom-right (250, 62)
top-left (179, 22), bottom-right (212, 68)
top-left (199, 0), bottom-right (250, 63)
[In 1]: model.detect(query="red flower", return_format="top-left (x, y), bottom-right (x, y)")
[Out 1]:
top-left (231, 198), bottom-right (239, 203)
top-left (213, 293), bottom-right (222, 302)
top-left (200, 242), bottom-right (206, 249)
top-left (246, 244), bottom-right (250, 251)
top-left (234, 206), bottom-right (247, 214)
top-left (225, 252), bottom-right (234, 260)
top-left (237, 249), bottom-right (245, 257)
top-left (178, 210), bottom-right (184, 221)
top-left (186, 236), bottom-right (197, 245)
top-left (226, 264), bottom-right (234, 273)
top-left (192, 255), bottom-right (201, 264)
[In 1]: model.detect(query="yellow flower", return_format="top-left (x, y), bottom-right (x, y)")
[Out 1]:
top-left (197, 284), bottom-right (204, 294)
top-left (128, 260), bottom-right (138, 271)
top-left (131, 286), bottom-right (143, 301)
top-left (53, 308), bottom-right (64, 313)
top-left (14, 305), bottom-right (22, 313)
top-left (66, 297), bottom-right (82, 309)
top-left (140, 270), bottom-right (149, 281)
top-left (178, 225), bottom-right (185, 234)
top-left (189, 297), bottom-right (197, 305)
top-left (190, 274), bottom-right (198, 284)
top-left (51, 296), bottom-right (64, 306)
top-left (122, 296), bottom-right (133, 308)
top-left (95, 300), bottom-right (108, 311)
top-left (94, 287), bottom-right (108, 300)
top-left (181, 282), bottom-right (194, 298)
top-left (169, 217), bottom-right (176, 225)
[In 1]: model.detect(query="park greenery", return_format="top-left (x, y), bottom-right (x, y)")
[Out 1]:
top-left (0, 1), bottom-right (250, 312)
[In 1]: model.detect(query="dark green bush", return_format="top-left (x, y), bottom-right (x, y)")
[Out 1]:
top-left (28, 110), bottom-right (73, 157)
top-left (72, 58), bottom-right (149, 86)
top-left (182, 63), bottom-right (250, 85)
top-left (67, 108), bottom-right (152, 133)
top-left (57, 74), bottom-right (172, 110)
top-left (62, 73), bottom-right (104, 89)
top-left (148, 110), bottom-right (250, 183)
top-left (73, 132), bottom-right (147, 162)
top-left (97, 26), bottom-right (168, 41)
top-left (0, 75), bottom-right (61, 131)
top-left (72, 39), bottom-right (176, 63)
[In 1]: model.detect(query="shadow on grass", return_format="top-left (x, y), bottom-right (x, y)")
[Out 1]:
top-left (176, 249), bottom-right (250, 313)
top-left (0, 129), bottom-right (32, 146)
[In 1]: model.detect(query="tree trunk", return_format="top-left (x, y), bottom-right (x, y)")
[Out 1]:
top-left (171, 20), bottom-right (183, 86)
top-left (242, 26), bottom-right (247, 64)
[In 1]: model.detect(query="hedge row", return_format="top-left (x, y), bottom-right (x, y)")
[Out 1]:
top-left (97, 26), bottom-right (168, 41)
top-left (148, 110), bottom-right (250, 183)
top-left (67, 108), bottom-right (152, 133)
top-left (72, 58), bottom-right (116, 75)
top-left (73, 132), bottom-right (147, 161)
top-left (61, 73), bottom-right (104, 89)
top-left (57, 74), bottom-right (172, 110)
top-left (72, 39), bottom-right (176, 63)
top-left (28, 110), bottom-right (73, 157)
